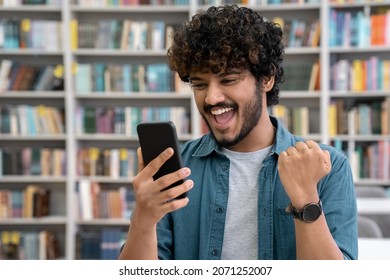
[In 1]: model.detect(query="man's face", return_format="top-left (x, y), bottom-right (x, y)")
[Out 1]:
top-left (190, 70), bottom-right (263, 148)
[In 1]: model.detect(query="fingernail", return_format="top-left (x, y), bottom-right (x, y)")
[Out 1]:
top-left (187, 180), bottom-right (194, 189)
top-left (181, 167), bottom-right (190, 175)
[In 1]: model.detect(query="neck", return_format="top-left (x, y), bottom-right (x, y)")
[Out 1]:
top-left (228, 113), bottom-right (276, 153)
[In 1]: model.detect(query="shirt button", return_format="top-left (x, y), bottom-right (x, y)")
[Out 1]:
top-left (211, 249), bottom-right (219, 256)
top-left (216, 207), bottom-right (224, 213)
top-left (222, 166), bottom-right (228, 171)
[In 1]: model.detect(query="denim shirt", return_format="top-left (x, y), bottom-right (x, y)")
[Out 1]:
top-left (157, 117), bottom-right (358, 260)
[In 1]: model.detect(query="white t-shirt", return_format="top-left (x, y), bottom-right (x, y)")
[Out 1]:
top-left (220, 145), bottom-right (272, 260)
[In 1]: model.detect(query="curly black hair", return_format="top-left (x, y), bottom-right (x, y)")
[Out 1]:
top-left (167, 5), bottom-right (285, 106)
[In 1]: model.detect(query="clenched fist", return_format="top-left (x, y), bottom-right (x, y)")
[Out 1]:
top-left (278, 140), bottom-right (332, 208)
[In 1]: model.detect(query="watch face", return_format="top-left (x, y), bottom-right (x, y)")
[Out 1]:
top-left (302, 203), bottom-right (322, 222)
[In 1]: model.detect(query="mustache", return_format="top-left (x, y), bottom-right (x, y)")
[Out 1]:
top-left (203, 102), bottom-right (238, 113)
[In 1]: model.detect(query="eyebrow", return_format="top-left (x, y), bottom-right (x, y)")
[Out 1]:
top-left (190, 70), bottom-right (244, 81)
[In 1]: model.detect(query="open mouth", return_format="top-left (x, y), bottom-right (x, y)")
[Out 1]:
top-left (211, 107), bottom-right (235, 125)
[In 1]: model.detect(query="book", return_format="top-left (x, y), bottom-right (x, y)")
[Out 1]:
top-left (83, 106), bottom-right (96, 134)
top-left (78, 179), bottom-right (93, 220)
top-left (75, 64), bottom-right (92, 94)
top-left (23, 184), bottom-right (40, 218)
top-left (370, 13), bottom-right (386, 46)
top-left (0, 59), bottom-right (13, 92)
top-left (70, 19), bottom-right (78, 50)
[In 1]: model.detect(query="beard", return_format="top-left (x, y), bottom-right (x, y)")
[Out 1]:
top-left (202, 85), bottom-right (263, 148)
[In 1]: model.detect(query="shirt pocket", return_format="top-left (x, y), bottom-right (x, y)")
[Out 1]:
top-left (274, 207), bottom-right (296, 259)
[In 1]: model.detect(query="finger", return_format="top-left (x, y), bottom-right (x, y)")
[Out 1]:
top-left (160, 196), bottom-right (190, 213)
top-left (306, 139), bottom-right (321, 150)
top-left (159, 179), bottom-right (193, 203)
top-left (143, 147), bottom-right (174, 178)
top-left (286, 146), bottom-right (298, 155)
top-left (155, 167), bottom-right (191, 193)
top-left (295, 141), bottom-right (309, 152)
top-left (323, 150), bottom-right (332, 169)
top-left (279, 151), bottom-right (288, 158)
top-left (137, 147), bottom-right (145, 172)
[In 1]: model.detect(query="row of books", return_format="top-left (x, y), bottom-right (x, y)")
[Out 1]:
top-left (76, 181), bottom-right (135, 220)
top-left (0, 19), bottom-right (62, 50)
top-left (272, 17), bottom-right (320, 48)
top-left (350, 140), bottom-right (390, 181)
top-left (74, 19), bottom-right (174, 51)
top-left (330, 57), bottom-right (390, 91)
top-left (76, 228), bottom-right (126, 260)
top-left (0, 0), bottom-right (61, 6)
top-left (0, 230), bottom-right (61, 260)
top-left (328, 98), bottom-right (390, 136)
top-left (77, 147), bottom-right (137, 178)
top-left (329, 0), bottom-right (390, 4)
top-left (0, 147), bottom-right (66, 176)
top-left (72, 16), bottom-right (319, 52)
top-left (268, 0), bottom-right (320, 3)
top-left (76, 0), bottom-right (319, 5)
top-left (77, 0), bottom-right (189, 6)
top-left (0, 105), bottom-right (65, 135)
top-left (75, 105), bottom-right (190, 136)
top-left (270, 105), bottom-right (311, 136)
top-left (75, 63), bottom-right (181, 94)
top-left (0, 184), bottom-right (50, 219)
top-left (0, 60), bottom-right (64, 92)
top-left (329, 8), bottom-right (390, 47)
top-left (280, 61), bottom-right (320, 91)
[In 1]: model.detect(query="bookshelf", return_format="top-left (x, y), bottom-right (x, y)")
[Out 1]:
top-left (0, 0), bottom-right (390, 260)
top-left (327, 0), bottom-right (390, 187)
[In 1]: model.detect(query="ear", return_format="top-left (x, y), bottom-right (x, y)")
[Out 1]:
top-left (262, 76), bottom-right (275, 92)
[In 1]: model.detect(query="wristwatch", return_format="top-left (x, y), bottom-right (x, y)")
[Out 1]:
top-left (289, 200), bottom-right (322, 223)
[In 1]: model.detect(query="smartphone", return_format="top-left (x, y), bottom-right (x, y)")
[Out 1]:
top-left (136, 121), bottom-right (187, 199)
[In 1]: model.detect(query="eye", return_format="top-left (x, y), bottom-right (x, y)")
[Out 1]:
top-left (221, 76), bottom-right (240, 85)
top-left (190, 82), bottom-right (207, 90)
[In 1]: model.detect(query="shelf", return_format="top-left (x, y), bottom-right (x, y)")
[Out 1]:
top-left (0, 50), bottom-right (63, 56)
top-left (76, 176), bottom-right (133, 184)
top-left (73, 49), bottom-right (168, 57)
top-left (0, 135), bottom-right (66, 141)
top-left (330, 2), bottom-right (390, 8)
top-left (357, 198), bottom-right (390, 214)
top-left (330, 135), bottom-right (390, 141)
top-left (330, 91), bottom-right (390, 98)
top-left (0, 6), bottom-right (61, 12)
top-left (77, 219), bottom-right (130, 226)
top-left (0, 91), bottom-right (65, 98)
top-left (76, 133), bottom-right (193, 142)
top-left (0, 176), bottom-right (67, 183)
top-left (280, 91), bottom-right (321, 98)
top-left (330, 46), bottom-right (390, 54)
top-left (70, 5), bottom-right (190, 13)
top-left (285, 47), bottom-right (321, 55)
top-left (355, 179), bottom-right (390, 186)
top-left (0, 216), bottom-right (67, 225)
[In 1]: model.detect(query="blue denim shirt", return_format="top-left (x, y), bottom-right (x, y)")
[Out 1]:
top-left (157, 117), bottom-right (358, 260)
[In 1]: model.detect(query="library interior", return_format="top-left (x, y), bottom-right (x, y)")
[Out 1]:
top-left (0, 0), bottom-right (390, 260)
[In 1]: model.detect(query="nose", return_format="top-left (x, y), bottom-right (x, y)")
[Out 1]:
top-left (204, 81), bottom-right (225, 105)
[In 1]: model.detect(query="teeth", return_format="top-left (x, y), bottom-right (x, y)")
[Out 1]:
top-left (211, 107), bottom-right (233, 115)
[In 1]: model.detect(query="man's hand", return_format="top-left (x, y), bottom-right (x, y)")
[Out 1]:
top-left (278, 140), bottom-right (331, 208)
top-left (131, 147), bottom-right (193, 228)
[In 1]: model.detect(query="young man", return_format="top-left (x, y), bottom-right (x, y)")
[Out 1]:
top-left (119, 5), bottom-right (358, 260)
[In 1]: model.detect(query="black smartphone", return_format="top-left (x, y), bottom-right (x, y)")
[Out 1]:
top-left (136, 121), bottom-right (187, 199)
